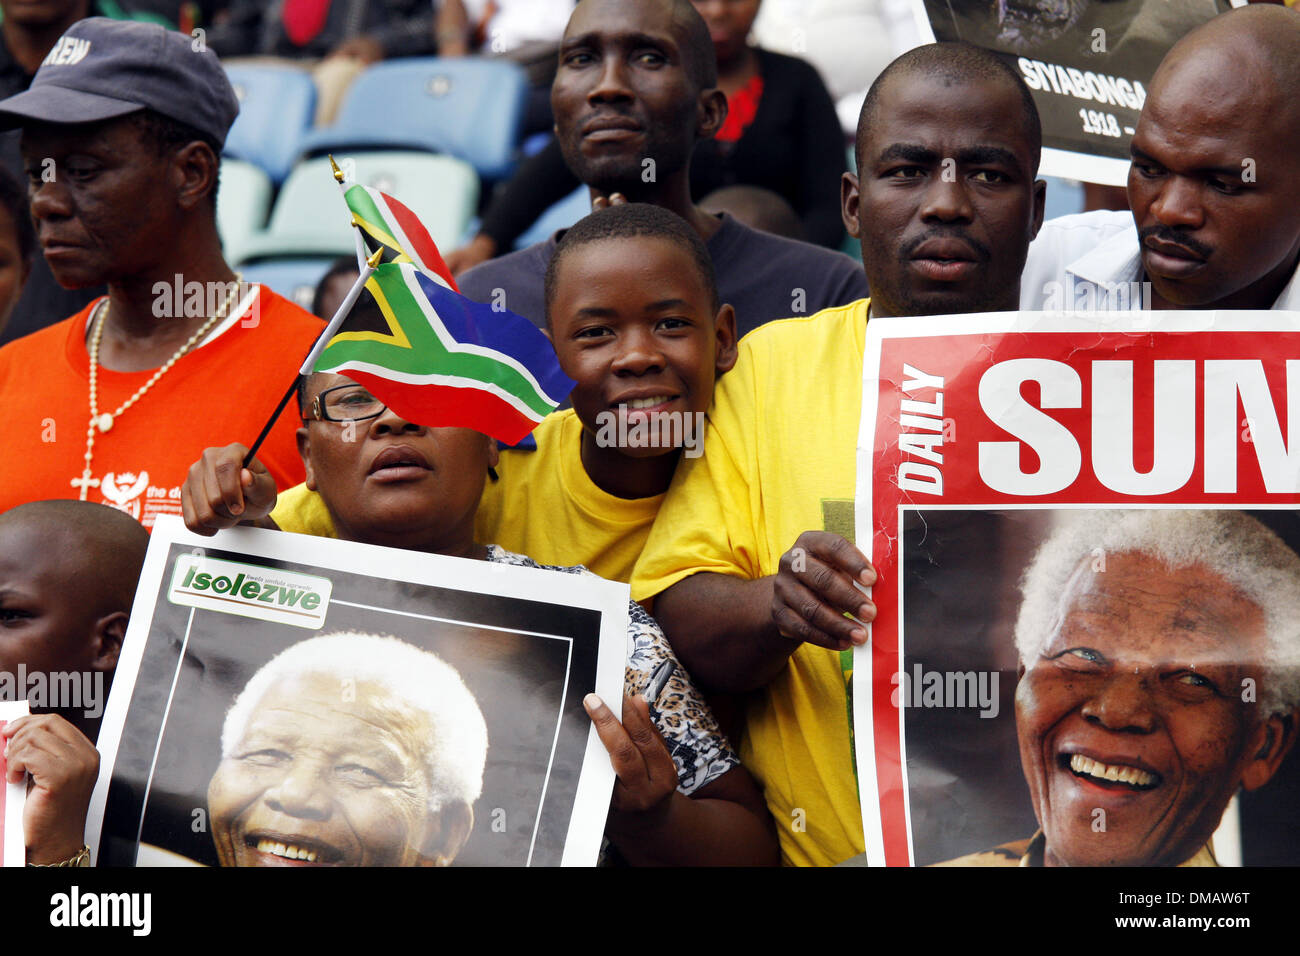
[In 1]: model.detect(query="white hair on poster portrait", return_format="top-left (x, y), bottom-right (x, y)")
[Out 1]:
top-left (220, 630), bottom-right (489, 809)
top-left (1014, 509), bottom-right (1300, 712)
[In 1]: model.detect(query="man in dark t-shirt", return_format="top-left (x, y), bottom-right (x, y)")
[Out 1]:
top-left (462, 211), bottom-right (866, 338)
top-left (459, 0), bottom-right (867, 336)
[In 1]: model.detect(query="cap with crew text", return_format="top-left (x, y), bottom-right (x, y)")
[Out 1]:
top-left (0, 17), bottom-right (240, 145)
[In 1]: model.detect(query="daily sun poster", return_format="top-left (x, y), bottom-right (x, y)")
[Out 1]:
top-left (88, 517), bottom-right (626, 867)
top-left (854, 309), bottom-right (1300, 868)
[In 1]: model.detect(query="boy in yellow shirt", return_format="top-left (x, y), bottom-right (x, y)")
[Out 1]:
top-left (197, 203), bottom-right (736, 584)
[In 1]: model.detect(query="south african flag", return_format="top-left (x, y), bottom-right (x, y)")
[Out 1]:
top-left (313, 261), bottom-right (574, 445)
top-left (344, 183), bottom-right (459, 291)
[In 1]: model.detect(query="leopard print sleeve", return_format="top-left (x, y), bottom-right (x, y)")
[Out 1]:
top-left (485, 546), bottom-right (740, 796)
top-left (624, 600), bottom-right (740, 796)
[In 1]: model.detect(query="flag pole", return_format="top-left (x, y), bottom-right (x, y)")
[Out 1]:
top-left (241, 246), bottom-right (384, 468)
top-left (329, 154), bottom-right (369, 270)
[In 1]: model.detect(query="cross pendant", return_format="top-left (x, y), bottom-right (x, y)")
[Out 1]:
top-left (70, 472), bottom-right (100, 501)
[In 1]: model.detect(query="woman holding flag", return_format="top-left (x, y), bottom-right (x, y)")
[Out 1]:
top-left (182, 175), bottom-right (776, 865)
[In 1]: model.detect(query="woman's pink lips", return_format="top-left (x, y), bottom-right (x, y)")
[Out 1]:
top-left (367, 445), bottom-right (434, 484)
top-left (368, 445), bottom-right (431, 475)
top-left (367, 466), bottom-right (432, 484)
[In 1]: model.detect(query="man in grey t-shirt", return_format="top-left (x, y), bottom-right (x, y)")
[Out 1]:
top-left (460, 0), bottom-right (867, 337)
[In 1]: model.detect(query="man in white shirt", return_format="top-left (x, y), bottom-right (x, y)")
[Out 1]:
top-left (1020, 4), bottom-right (1300, 313)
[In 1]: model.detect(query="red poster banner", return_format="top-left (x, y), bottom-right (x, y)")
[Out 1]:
top-left (855, 311), bottom-right (1300, 867)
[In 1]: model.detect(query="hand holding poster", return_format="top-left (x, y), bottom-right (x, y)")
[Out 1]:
top-left (88, 517), bottom-right (625, 867)
top-left (908, 0), bottom-right (1239, 183)
top-left (854, 309), bottom-right (1300, 867)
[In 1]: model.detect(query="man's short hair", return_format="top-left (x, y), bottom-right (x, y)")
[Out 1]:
top-left (220, 631), bottom-right (489, 810)
top-left (544, 202), bottom-right (719, 323)
top-left (1159, 5), bottom-right (1300, 119)
top-left (856, 42), bottom-right (1042, 176)
top-left (1014, 510), bottom-right (1300, 714)
top-left (0, 498), bottom-right (148, 617)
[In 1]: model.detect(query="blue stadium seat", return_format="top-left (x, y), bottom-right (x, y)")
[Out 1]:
top-left (224, 65), bottom-right (317, 183)
top-left (240, 258), bottom-right (337, 313)
top-left (515, 186), bottom-right (592, 250)
top-left (235, 152), bottom-right (480, 265)
top-left (298, 58), bottom-right (529, 181)
top-left (217, 160), bottom-right (273, 266)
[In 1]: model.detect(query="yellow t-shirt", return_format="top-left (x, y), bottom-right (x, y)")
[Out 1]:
top-left (271, 408), bottom-right (664, 584)
top-left (631, 298), bottom-right (869, 867)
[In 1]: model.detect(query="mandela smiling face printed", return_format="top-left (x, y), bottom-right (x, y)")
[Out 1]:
top-left (1012, 511), bottom-right (1300, 867)
top-left (206, 633), bottom-right (488, 867)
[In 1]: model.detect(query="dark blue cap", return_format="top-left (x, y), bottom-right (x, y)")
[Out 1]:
top-left (0, 17), bottom-right (240, 145)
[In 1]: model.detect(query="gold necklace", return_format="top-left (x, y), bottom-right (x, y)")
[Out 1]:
top-left (72, 275), bottom-right (245, 501)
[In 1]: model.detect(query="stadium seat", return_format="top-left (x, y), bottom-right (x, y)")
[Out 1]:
top-left (224, 65), bottom-right (317, 183)
top-left (515, 186), bottom-right (592, 250)
top-left (216, 160), bottom-right (273, 266)
top-left (298, 58), bottom-right (529, 181)
top-left (234, 152), bottom-right (480, 265)
top-left (240, 258), bottom-right (337, 313)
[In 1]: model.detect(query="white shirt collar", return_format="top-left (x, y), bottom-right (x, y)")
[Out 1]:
top-left (1270, 263), bottom-right (1300, 310)
top-left (1066, 222), bottom-right (1142, 287)
top-left (1067, 228), bottom-right (1300, 311)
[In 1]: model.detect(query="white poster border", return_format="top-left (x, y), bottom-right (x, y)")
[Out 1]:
top-left (0, 700), bottom-right (28, 867)
top-left (88, 515), bottom-right (626, 867)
